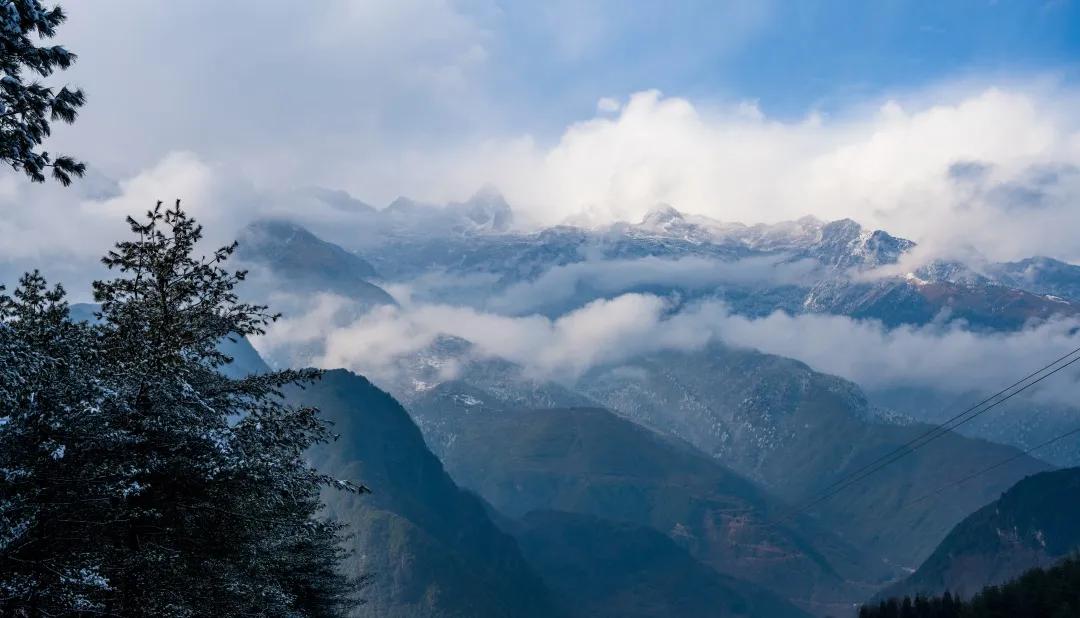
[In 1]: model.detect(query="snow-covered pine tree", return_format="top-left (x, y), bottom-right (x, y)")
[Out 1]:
top-left (0, 0), bottom-right (85, 185)
top-left (91, 201), bottom-right (363, 616)
top-left (0, 202), bottom-right (363, 616)
top-left (0, 272), bottom-right (116, 613)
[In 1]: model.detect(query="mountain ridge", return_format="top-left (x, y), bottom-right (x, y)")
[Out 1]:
top-left (875, 466), bottom-right (1080, 601)
top-left (291, 369), bottom-right (558, 617)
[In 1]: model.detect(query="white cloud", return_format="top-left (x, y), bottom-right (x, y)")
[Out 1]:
top-left (258, 294), bottom-right (682, 383)
top-left (484, 255), bottom-right (820, 315)
top-left (712, 309), bottom-right (1080, 405)
top-left (51, 0), bottom-right (494, 185)
top-left (255, 292), bottom-right (1080, 407)
top-left (425, 85), bottom-right (1080, 262)
top-left (377, 255), bottom-right (822, 315)
top-left (0, 153), bottom-right (250, 253)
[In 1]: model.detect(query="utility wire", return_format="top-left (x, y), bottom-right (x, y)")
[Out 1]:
top-left (815, 345), bottom-right (1080, 497)
top-left (769, 350), bottom-right (1080, 526)
top-left (898, 425), bottom-right (1080, 513)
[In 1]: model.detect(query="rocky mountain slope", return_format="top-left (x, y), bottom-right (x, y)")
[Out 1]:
top-left (436, 405), bottom-right (889, 616)
top-left (578, 343), bottom-right (1050, 569)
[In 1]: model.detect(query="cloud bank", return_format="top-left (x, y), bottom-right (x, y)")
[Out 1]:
top-left (5, 83), bottom-right (1080, 281)
top-left (254, 293), bottom-right (1080, 407)
top-left (387, 255), bottom-right (821, 316)
top-left (437, 86), bottom-right (1080, 263)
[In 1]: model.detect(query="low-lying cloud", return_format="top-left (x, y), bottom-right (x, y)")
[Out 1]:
top-left (254, 292), bottom-right (1080, 408)
top-left (390, 255), bottom-right (822, 316)
top-left (485, 255), bottom-right (821, 315)
top-left (257, 293), bottom-right (701, 383)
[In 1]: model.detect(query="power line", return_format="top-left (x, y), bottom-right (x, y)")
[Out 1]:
top-left (898, 425), bottom-right (1080, 513)
top-left (814, 345), bottom-right (1080, 497)
top-left (769, 348), bottom-right (1080, 526)
top-left (775, 353), bottom-right (1080, 525)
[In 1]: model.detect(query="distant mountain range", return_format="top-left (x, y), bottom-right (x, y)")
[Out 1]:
top-left (274, 190), bottom-right (1080, 330)
top-left (220, 190), bottom-right (1080, 616)
top-left (239, 189), bottom-right (1080, 333)
top-left (235, 192), bottom-right (1080, 467)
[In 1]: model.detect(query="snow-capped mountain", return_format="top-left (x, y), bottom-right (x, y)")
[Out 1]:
top-left (615, 206), bottom-right (913, 270)
top-left (279, 192), bottom-right (1078, 329)
top-left (233, 195), bottom-right (1080, 614)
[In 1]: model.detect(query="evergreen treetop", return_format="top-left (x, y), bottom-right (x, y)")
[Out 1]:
top-left (0, 0), bottom-right (85, 185)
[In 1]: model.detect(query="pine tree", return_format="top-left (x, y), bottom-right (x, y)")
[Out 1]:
top-left (0, 272), bottom-right (114, 613)
top-left (0, 0), bottom-right (85, 185)
top-left (0, 202), bottom-right (364, 615)
top-left (859, 557), bottom-right (1080, 617)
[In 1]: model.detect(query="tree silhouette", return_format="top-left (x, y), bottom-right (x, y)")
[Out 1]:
top-left (0, 1), bottom-right (85, 185)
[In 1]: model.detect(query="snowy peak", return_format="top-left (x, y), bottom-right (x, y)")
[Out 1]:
top-left (371, 190), bottom-right (516, 235)
top-left (809, 218), bottom-right (914, 270)
top-left (449, 186), bottom-right (514, 232)
top-left (385, 196), bottom-right (431, 214)
top-left (639, 203), bottom-right (684, 228)
top-left (986, 256), bottom-right (1080, 302)
top-left (626, 204), bottom-right (723, 244)
top-left (623, 208), bottom-right (912, 268)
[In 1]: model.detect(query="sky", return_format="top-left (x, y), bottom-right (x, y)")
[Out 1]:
top-left (2, 0), bottom-right (1080, 280)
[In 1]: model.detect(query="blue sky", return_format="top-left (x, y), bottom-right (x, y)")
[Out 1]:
top-left (477, 0), bottom-right (1080, 130)
top-left (718, 0), bottom-right (1079, 115)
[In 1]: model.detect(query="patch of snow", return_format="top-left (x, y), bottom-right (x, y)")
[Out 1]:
top-left (904, 272), bottom-right (928, 285)
top-left (453, 394), bottom-right (482, 407)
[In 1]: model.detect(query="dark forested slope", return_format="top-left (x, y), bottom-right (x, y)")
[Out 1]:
top-left (289, 370), bottom-right (556, 617)
top-left (878, 467), bottom-right (1080, 601)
